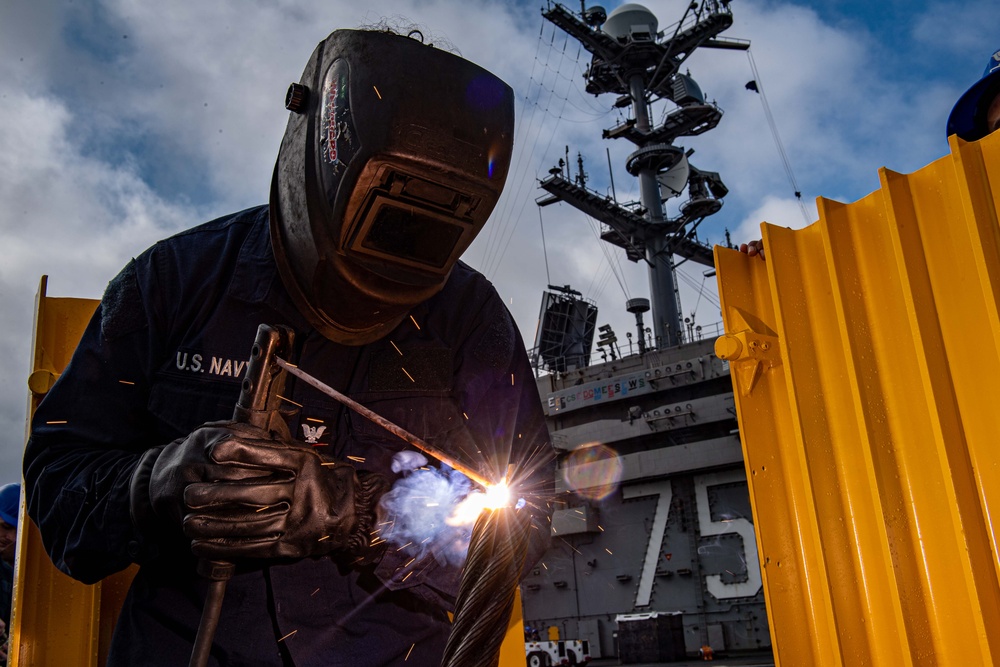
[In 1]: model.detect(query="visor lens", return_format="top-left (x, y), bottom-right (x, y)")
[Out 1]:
top-left (362, 206), bottom-right (464, 269)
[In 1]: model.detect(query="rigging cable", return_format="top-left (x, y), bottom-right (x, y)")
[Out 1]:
top-left (486, 38), bottom-right (597, 279)
top-left (746, 47), bottom-right (812, 227)
top-left (538, 206), bottom-right (551, 285)
top-left (482, 24), bottom-right (573, 278)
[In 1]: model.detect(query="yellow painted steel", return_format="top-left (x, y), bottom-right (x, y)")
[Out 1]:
top-left (14, 277), bottom-right (137, 667)
top-left (715, 131), bottom-right (1000, 666)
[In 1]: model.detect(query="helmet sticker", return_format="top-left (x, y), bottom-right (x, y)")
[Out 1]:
top-left (321, 60), bottom-right (350, 166)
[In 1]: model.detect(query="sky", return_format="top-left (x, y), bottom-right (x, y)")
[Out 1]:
top-left (0, 0), bottom-right (994, 486)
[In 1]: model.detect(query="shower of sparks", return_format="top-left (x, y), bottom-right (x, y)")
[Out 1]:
top-left (278, 630), bottom-right (298, 642)
top-left (391, 340), bottom-right (403, 355)
top-left (401, 367), bottom-right (415, 383)
top-left (278, 394), bottom-right (303, 408)
top-left (409, 315), bottom-right (421, 330)
top-left (347, 455), bottom-right (366, 463)
top-left (275, 357), bottom-right (492, 488)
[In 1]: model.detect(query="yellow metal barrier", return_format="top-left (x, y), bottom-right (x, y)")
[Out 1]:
top-left (715, 132), bottom-right (1000, 666)
top-left (15, 276), bottom-right (527, 665)
top-left (14, 277), bottom-right (137, 667)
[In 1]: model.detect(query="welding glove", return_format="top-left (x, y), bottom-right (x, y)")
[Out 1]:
top-left (129, 421), bottom-right (388, 561)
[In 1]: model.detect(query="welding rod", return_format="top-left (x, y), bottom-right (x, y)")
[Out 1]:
top-left (275, 357), bottom-right (493, 489)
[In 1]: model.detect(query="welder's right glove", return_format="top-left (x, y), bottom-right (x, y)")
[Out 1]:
top-left (129, 421), bottom-right (388, 561)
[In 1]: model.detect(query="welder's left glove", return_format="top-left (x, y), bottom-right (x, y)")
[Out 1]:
top-left (180, 436), bottom-right (389, 561)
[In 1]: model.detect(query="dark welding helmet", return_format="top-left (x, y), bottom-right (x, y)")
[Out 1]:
top-left (270, 29), bottom-right (514, 345)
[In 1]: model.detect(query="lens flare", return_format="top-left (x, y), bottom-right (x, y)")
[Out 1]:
top-left (562, 443), bottom-right (623, 501)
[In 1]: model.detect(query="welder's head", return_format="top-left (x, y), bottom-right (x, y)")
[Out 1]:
top-left (270, 29), bottom-right (514, 345)
top-left (947, 47), bottom-right (1000, 142)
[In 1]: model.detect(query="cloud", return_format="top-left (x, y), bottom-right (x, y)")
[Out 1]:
top-left (0, 0), bottom-right (996, 484)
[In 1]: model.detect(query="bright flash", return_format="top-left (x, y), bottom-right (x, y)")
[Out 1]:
top-left (445, 482), bottom-right (513, 527)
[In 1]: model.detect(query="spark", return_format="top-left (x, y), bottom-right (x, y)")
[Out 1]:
top-left (318, 535), bottom-right (331, 542)
top-left (598, 525), bottom-right (605, 531)
top-left (511, 373), bottom-right (515, 385)
top-left (278, 630), bottom-right (298, 642)
top-left (401, 367), bottom-right (415, 383)
top-left (390, 340), bottom-right (403, 355)
top-left (255, 505), bottom-right (274, 513)
top-left (405, 558), bottom-right (416, 567)
top-left (426, 502), bottom-right (440, 507)
top-left (373, 85), bottom-right (382, 99)
top-left (463, 412), bottom-right (469, 420)
top-left (278, 394), bottom-right (303, 408)
top-left (396, 542), bottom-right (413, 551)
top-left (46, 420), bottom-right (67, 425)
top-left (542, 563), bottom-right (548, 570)
top-left (118, 380), bottom-right (135, 385)
top-left (409, 315), bottom-right (421, 330)
top-left (402, 571), bottom-right (414, 582)
top-left (311, 442), bottom-right (328, 447)
top-left (306, 417), bottom-right (325, 423)
top-left (405, 644), bottom-right (415, 661)
top-left (371, 537), bottom-right (386, 546)
top-left (321, 462), bottom-right (339, 466)
top-left (605, 548), bottom-right (614, 555)
top-left (346, 455), bottom-right (366, 463)
top-left (311, 588), bottom-right (320, 596)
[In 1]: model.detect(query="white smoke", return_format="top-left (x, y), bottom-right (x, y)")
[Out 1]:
top-left (379, 452), bottom-right (480, 567)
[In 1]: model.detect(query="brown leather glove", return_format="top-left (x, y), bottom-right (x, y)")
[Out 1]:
top-left (129, 421), bottom-right (388, 560)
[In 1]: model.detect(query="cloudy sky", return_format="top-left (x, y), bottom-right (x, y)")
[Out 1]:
top-left (0, 0), bottom-right (994, 485)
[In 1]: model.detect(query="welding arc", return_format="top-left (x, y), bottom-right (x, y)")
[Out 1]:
top-left (274, 357), bottom-right (493, 489)
top-left (441, 506), bottom-right (531, 667)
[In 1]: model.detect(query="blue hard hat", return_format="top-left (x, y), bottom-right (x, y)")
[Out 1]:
top-left (947, 48), bottom-right (1000, 141)
top-left (0, 484), bottom-right (21, 528)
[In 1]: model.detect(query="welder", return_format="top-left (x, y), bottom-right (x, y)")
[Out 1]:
top-left (24, 27), bottom-right (553, 666)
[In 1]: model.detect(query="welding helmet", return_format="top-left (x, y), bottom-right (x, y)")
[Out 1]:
top-left (270, 29), bottom-right (514, 344)
top-left (947, 47), bottom-right (1000, 141)
top-left (0, 484), bottom-right (19, 528)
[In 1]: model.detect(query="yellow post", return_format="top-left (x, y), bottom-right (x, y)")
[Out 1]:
top-left (12, 277), bottom-right (136, 667)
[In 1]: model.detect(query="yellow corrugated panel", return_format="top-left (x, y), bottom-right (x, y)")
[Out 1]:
top-left (715, 131), bottom-right (1000, 667)
top-left (14, 277), bottom-right (137, 667)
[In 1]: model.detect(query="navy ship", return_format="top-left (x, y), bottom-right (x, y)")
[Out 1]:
top-left (520, 2), bottom-right (774, 662)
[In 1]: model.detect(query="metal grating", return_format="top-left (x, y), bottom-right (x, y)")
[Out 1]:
top-left (714, 132), bottom-right (1000, 666)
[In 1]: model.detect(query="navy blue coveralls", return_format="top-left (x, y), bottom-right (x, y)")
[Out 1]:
top-left (24, 206), bottom-right (553, 666)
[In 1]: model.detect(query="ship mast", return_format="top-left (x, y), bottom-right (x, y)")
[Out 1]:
top-left (538, 1), bottom-right (748, 347)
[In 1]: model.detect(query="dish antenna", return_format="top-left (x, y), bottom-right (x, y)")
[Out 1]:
top-left (657, 154), bottom-right (690, 200)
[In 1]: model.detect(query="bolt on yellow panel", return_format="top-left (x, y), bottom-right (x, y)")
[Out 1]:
top-left (716, 131), bottom-right (1000, 666)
